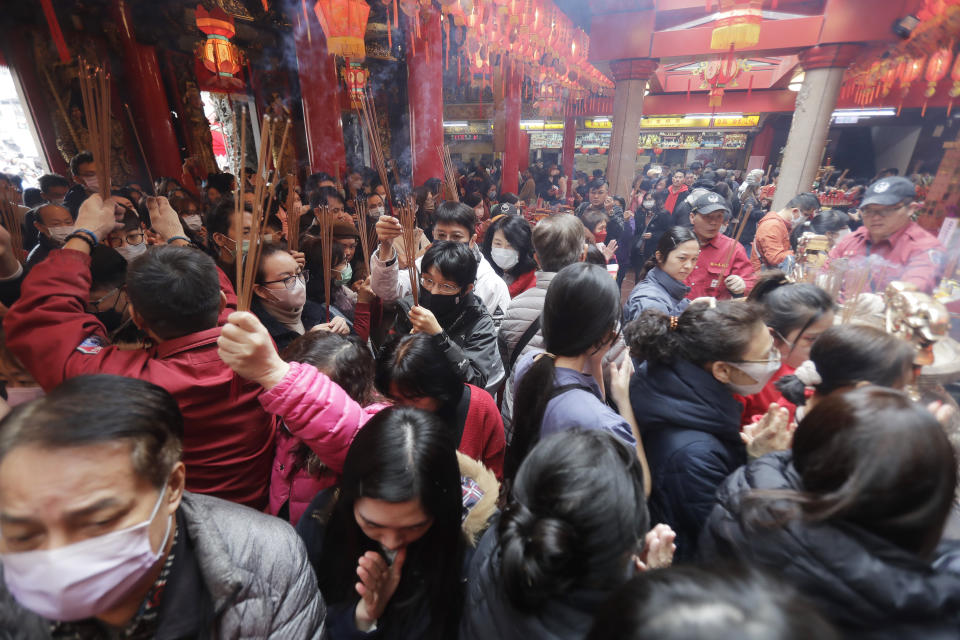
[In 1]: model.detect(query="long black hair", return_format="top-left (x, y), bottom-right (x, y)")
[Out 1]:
top-left (315, 406), bottom-right (465, 639)
top-left (775, 325), bottom-right (916, 406)
top-left (505, 263), bottom-right (621, 481)
top-left (747, 387), bottom-right (957, 559)
top-left (637, 225), bottom-right (697, 281)
top-left (498, 430), bottom-right (649, 611)
top-left (481, 214), bottom-right (537, 278)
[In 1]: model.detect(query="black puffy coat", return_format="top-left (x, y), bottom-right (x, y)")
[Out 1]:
top-left (459, 521), bottom-right (613, 640)
top-left (629, 359), bottom-right (746, 561)
top-left (700, 452), bottom-right (960, 639)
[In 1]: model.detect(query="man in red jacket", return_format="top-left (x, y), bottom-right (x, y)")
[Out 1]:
top-left (684, 191), bottom-right (756, 300)
top-left (826, 176), bottom-right (943, 293)
top-left (4, 194), bottom-right (275, 510)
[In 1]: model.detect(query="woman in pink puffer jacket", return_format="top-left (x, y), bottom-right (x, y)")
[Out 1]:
top-left (257, 330), bottom-right (389, 525)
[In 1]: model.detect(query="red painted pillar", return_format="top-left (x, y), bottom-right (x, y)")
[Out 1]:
top-left (561, 115), bottom-right (576, 196)
top-left (112, 0), bottom-right (182, 179)
top-left (294, 10), bottom-right (346, 177)
top-left (749, 118), bottom-right (776, 170)
top-left (500, 60), bottom-right (521, 194)
top-left (518, 132), bottom-right (531, 173)
top-left (409, 9), bottom-right (443, 187)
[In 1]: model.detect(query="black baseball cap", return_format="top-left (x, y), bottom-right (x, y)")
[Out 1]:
top-left (691, 191), bottom-right (730, 215)
top-left (861, 176), bottom-right (916, 207)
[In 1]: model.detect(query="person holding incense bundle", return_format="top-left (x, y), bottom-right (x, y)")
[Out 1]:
top-left (389, 241), bottom-right (505, 394)
top-left (302, 236), bottom-right (356, 327)
top-left (4, 194), bottom-right (276, 510)
top-left (371, 201), bottom-right (510, 320)
top-left (683, 191), bottom-right (756, 301)
top-left (251, 243), bottom-right (348, 351)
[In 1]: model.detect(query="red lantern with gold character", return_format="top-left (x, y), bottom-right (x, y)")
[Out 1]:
top-left (314, 0), bottom-right (371, 60)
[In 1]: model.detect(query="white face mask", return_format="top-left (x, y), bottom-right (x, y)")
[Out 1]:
top-left (725, 350), bottom-right (782, 396)
top-left (48, 226), bottom-right (75, 245)
top-left (261, 276), bottom-right (307, 313)
top-left (116, 242), bottom-right (147, 263)
top-left (182, 214), bottom-right (203, 232)
top-left (82, 176), bottom-right (100, 192)
top-left (51, 198), bottom-right (65, 206)
top-left (491, 247), bottom-right (519, 271)
top-left (0, 483), bottom-right (173, 622)
top-left (642, 199), bottom-right (656, 210)
top-left (369, 206), bottom-right (385, 218)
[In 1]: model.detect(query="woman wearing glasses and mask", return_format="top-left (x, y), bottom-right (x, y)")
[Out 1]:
top-left (390, 241), bottom-right (504, 395)
top-left (625, 300), bottom-right (778, 560)
top-left (742, 274), bottom-right (836, 425)
top-left (252, 244), bottom-right (348, 351)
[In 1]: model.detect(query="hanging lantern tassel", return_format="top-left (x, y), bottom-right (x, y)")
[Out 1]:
top-left (686, 77), bottom-right (691, 101)
top-left (387, 12), bottom-right (392, 49)
top-left (747, 73), bottom-right (753, 95)
top-left (444, 15), bottom-right (449, 70)
top-left (394, 0), bottom-right (398, 30)
top-left (949, 98), bottom-right (954, 117)
top-left (922, 100), bottom-right (928, 118)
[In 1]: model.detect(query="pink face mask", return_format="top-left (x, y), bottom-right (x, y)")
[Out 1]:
top-left (0, 485), bottom-right (172, 621)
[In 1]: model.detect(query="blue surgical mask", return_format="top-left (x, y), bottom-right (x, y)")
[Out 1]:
top-left (337, 262), bottom-right (353, 285)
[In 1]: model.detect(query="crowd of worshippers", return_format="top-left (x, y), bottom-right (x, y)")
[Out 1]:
top-left (0, 151), bottom-right (957, 639)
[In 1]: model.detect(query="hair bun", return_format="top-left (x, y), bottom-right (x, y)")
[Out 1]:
top-left (498, 502), bottom-right (580, 611)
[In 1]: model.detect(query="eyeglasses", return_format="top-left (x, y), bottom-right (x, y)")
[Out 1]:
top-left (732, 345), bottom-right (781, 365)
top-left (261, 268), bottom-right (309, 290)
top-left (107, 232), bottom-right (145, 248)
top-left (420, 275), bottom-right (460, 295)
top-left (860, 204), bottom-right (906, 220)
top-left (85, 287), bottom-right (124, 314)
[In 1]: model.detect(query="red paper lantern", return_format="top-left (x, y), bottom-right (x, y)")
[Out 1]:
top-left (925, 47), bottom-right (953, 97)
top-left (314, 0), bottom-right (371, 60)
top-left (195, 5), bottom-right (242, 78)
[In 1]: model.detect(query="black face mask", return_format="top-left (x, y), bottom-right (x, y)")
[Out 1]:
top-left (95, 309), bottom-right (126, 332)
top-left (419, 286), bottom-right (463, 319)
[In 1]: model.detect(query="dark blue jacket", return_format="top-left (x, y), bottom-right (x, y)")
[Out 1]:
top-left (622, 267), bottom-right (691, 324)
top-left (701, 452), bottom-right (960, 639)
top-left (630, 358), bottom-right (745, 560)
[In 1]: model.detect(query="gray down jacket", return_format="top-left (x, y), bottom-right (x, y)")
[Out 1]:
top-left (0, 492), bottom-right (326, 639)
top-left (498, 271), bottom-right (628, 442)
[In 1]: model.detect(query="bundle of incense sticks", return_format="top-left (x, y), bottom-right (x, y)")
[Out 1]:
top-left (285, 173), bottom-right (301, 252)
top-left (841, 265), bottom-right (872, 324)
top-left (437, 144), bottom-right (460, 202)
top-left (357, 89), bottom-right (392, 203)
top-left (232, 108), bottom-right (249, 294)
top-left (234, 114), bottom-right (293, 311)
top-left (317, 205), bottom-right (335, 322)
top-left (77, 58), bottom-right (112, 199)
top-left (0, 192), bottom-right (23, 260)
top-left (353, 197), bottom-right (372, 278)
top-left (397, 198), bottom-right (419, 306)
